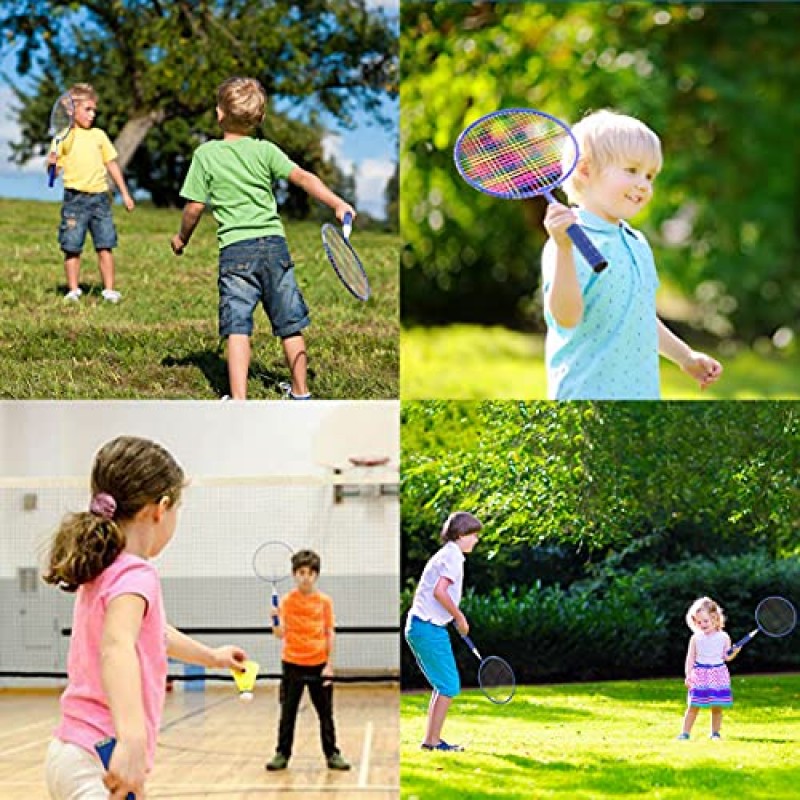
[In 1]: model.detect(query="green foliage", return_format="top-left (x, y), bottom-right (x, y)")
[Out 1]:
top-left (402, 401), bottom-right (800, 582)
top-left (400, 2), bottom-right (800, 343)
top-left (3, 1), bottom-right (397, 210)
top-left (402, 676), bottom-right (800, 800)
top-left (0, 198), bottom-right (399, 398)
top-left (402, 553), bottom-right (800, 686)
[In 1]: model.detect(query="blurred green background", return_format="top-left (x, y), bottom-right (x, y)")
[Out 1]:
top-left (400, 2), bottom-right (800, 399)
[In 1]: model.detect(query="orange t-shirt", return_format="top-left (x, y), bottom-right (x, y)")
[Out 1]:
top-left (280, 589), bottom-right (334, 666)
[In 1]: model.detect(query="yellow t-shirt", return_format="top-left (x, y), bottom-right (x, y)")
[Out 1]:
top-left (56, 127), bottom-right (118, 193)
top-left (279, 589), bottom-right (334, 667)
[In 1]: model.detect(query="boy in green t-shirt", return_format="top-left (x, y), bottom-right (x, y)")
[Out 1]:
top-left (171, 76), bottom-right (355, 400)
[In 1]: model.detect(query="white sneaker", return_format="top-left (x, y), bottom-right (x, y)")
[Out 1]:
top-left (101, 289), bottom-right (121, 303)
top-left (64, 289), bottom-right (82, 302)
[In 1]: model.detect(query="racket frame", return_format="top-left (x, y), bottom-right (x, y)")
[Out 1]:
top-left (321, 215), bottom-right (370, 301)
top-left (728, 596), bottom-right (797, 655)
top-left (461, 633), bottom-right (516, 705)
top-left (453, 107), bottom-right (608, 273)
top-left (252, 540), bottom-right (294, 629)
top-left (47, 92), bottom-right (75, 188)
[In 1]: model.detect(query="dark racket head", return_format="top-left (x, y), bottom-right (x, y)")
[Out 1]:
top-left (453, 108), bottom-right (579, 200)
top-left (478, 655), bottom-right (516, 705)
top-left (321, 224), bottom-right (370, 301)
top-left (251, 540), bottom-right (294, 585)
top-left (755, 596), bottom-right (797, 638)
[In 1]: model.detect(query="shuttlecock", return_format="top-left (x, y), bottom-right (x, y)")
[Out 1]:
top-left (231, 659), bottom-right (259, 701)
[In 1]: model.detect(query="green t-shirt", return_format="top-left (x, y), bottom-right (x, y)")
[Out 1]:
top-left (180, 137), bottom-right (297, 249)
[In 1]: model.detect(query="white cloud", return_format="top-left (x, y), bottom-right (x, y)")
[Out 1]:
top-left (0, 85), bottom-right (41, 175)
top-left (356, 158), bottom-right (394, 219)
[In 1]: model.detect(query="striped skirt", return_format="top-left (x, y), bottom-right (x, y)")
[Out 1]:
top-left (688, 662), bottom-right (733, 707)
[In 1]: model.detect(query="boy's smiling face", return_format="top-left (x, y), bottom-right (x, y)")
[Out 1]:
top-left (73, 99), bottom-right (97, 130)
top-left (580, 158), bottom-right (658, 224)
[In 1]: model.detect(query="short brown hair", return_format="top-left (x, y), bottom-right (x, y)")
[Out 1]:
top-left (292, 549), bottom-right (321, 574)
top-left (440, 511), bottom-right (482, 543)
top-left (217, 77), bottom-right (266, 132)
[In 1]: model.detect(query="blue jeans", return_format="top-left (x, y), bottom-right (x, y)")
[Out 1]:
top-left (218, 236), bottom-right (310, 338)
top-left (58, 189), bottom-right (118, 253)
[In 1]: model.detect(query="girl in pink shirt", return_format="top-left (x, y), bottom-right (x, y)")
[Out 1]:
top-left (43, 436), bottom-right (248, 799)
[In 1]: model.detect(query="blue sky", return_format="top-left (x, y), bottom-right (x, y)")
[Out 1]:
top-left (0, 0), bottom-right (398, 218)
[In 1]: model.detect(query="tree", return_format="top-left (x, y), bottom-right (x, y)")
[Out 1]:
top-left (3, 0), bottom-right (397, 208)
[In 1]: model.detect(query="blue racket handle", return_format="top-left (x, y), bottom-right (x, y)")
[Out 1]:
top-left (727, 629), bottom-right (758, 655)
top-left (94, 737), bottom-right (136, 799)
top-left (271, 588), bottom-right (279, 629)
top-left (542, 189), bottom-right (608, 273)
top-left (342, 211), bottom-right (353, 239)
top-left (460, 634), bottom-right (482, 660)
top-left (48, 163), bottom-right (56, 188)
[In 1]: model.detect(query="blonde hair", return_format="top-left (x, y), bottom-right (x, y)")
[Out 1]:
top-left (217, 77), bottom-right (266, 132)
top-left (686, 596), bottom-right (726, 634)
top-left (68, 83), bottom-right (97, 104)
top-left (563, 109), bottom-right (662, 204)
top-left (43, 436), bottom-right (185, 592)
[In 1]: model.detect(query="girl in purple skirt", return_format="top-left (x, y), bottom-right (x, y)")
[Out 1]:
top-left (677, 596), bottom-right (739, 740)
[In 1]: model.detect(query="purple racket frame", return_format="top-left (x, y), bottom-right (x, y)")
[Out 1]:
top-left (454, 107), bottom-right (608, 273)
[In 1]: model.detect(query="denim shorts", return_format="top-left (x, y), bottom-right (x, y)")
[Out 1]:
top-left (58, 189), bottom-right (118, 253)
top-left (218, 236), bottom-right (310, 338)
top-left (405, 615), bottom-right (460, 697)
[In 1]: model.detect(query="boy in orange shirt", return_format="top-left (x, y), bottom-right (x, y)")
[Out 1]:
top-left (266, 549), bottom-right (350, 771)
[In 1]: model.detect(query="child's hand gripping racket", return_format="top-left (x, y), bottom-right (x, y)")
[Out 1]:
top-left (461, 634), bottom-right (516, 705)
top-left (727, 596), bottom-right (797, 656)
top-left (454, 108), bottom-right (608, 273)
top-left (252, 540), bottom-right (294, 630)
top-left (47, 92), bottom-right (75, 188)
top-left (321, 211), bottom-right (371, 301)
top-left (94, 737), bottom-right (136, 800)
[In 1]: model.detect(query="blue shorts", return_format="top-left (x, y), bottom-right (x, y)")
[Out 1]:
top-left (405, 615), bottom-right (460, 697)
top-left (218, 236), bottom-right (310, 339)
top-left (58, 189), bottom-right (118, 254)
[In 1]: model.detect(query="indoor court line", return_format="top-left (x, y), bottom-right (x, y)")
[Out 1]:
top-left (0, 719), bottom-right (52, 741)
top-left (1, 736), bottom-right (51, 757)
top-left (358, 720), bottom-right (374, 788)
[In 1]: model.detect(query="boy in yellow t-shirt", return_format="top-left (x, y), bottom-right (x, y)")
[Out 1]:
top-left (266, 550), bottom-right (350, 772)
top-left (48, 83), bottom-right (135, 303)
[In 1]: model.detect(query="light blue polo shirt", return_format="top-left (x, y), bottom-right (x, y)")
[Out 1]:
top-left (542, 208), bottom-right (660, 400)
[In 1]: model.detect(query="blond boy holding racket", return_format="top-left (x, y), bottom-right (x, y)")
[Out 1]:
top-left (48, 83), bottom-right (134, 303)
top-left (171, 76), bottom-right (355, 400)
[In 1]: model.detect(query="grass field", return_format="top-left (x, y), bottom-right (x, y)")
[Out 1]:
top-left (401, 675), bottom-right (800, 799)
top-left (401, 325), bottom-right (800, 400)
top-left (0, 198), bottom-right (398, 399)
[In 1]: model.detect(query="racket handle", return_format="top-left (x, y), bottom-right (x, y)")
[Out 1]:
top-left (565, 222), bottom-right (608, 273)
top-left (271, 589), bottom-right (279, 629)
top-left (95, 737), bottom-right (136, 799)
top-left (48, 163), bottom-right (56, 188)
top-left (342, 211), bottom-right (353, 239)
top-left (727, 628), bottom-right (758, 655)
top-left (461, 634), bottom-right (482, 661)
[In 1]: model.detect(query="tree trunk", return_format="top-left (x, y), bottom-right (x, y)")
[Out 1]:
top-left (113, 109), bottom-right (166, 172)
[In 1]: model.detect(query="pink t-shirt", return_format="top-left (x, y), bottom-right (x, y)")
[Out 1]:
top-left (54, 552), bottom-right (167, 769)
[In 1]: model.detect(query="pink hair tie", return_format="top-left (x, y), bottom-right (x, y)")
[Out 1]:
top-left (89, 492), bottom-right (117, 520)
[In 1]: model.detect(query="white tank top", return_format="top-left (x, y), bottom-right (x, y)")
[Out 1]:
top-left (694, 630), bottom-right (727, 665)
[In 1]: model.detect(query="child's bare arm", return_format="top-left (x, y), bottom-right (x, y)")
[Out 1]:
top-left (172, 201), bottom-right (206, 255)
top-left (543, 204), bottom-right (584, 328)
top-left (657, 318), bottom-right (722, 389)
top-left (288, 166), bottom-right (355, 223)
top-left (684, 637), bottom-right (696, 687)
top-left (105, 160), bottom-right (135, 211)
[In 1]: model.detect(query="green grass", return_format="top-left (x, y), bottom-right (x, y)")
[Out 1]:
top-left (401, 675), bottom-right (800, 799)
top-left (0, 198), bottom-right (398, 398)
top-left (401, 324), bottom-right (800, 400)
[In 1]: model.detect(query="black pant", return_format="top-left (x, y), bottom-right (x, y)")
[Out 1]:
top-left (276, 661), bottom-right (339, 759)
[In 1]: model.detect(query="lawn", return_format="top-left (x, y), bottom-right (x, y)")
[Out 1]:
top-left (0, 198), bottom-right (399, 399)
top-left (401, 675), bottom-right (800, 799)
top-left (401, 325), bottom-right (800, 400)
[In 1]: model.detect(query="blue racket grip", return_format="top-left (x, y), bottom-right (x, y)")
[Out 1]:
top-left (342, 211), bottom-right (353, 239)
top-left (727, 629), bottom-right (757, 656)
top-left (565, 222), bottom-right (608, 273)
top-left (94, 737), bottom-right (136, 799)
top-left (271, 588), bottom-right (279, 629)
top-left (48, 163), bottom-right (56, 188)
top-left (460, 633), bottom-right (482, 660)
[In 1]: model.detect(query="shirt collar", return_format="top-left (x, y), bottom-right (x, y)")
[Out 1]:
top-left (575, 207), bottom-right (636, 237)
top-left (445, 540), bottom-right (465, 562)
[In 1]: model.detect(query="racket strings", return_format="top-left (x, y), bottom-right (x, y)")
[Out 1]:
top-left (478, 656), bottom-right (516, 704)
top-left (252, 542), bottom-right (294, 584)
top-left (322, 227), bottom-right (369, 299)
top-left (756, 598), bottom-right (797, 636)
top-left (457, 113), bottom-right (575, 197)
